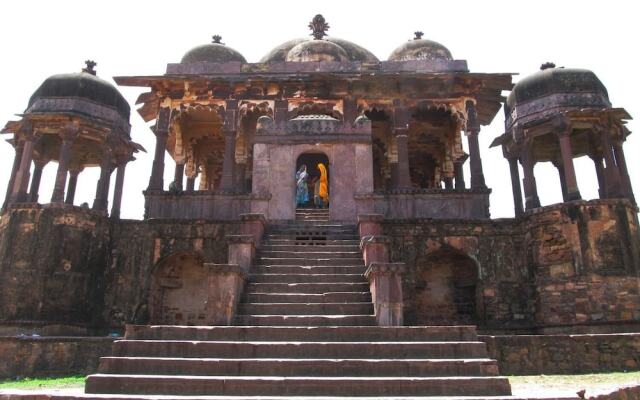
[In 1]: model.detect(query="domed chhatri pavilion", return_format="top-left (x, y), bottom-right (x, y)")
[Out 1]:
top-left (0, 15), bottom-right (639, 398)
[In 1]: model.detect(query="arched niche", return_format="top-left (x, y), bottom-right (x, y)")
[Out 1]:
top-left (148, 252), bottom-right (209, 325)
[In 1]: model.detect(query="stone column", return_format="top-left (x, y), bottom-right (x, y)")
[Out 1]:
top-left (600, 127), bottom-right (622, 198)
top-left (554, 162), bottom-right (569, 202)
top-left (613, 142), bottom-right (635, 203)
top-left (93, 146), bottom-right (113, 211)
top-left (10, 130), bottom-right (37, 204)
top-left (394, 130), bottom-right (411, 189)
top-left (508, 157), bottom-right (524, 217)
top-left (186, 177), bottom-right (196, 191)
top-left (29, 160), bottom-right (46, 203)
top-left (235, 162), bottom-right (247, 192)
top-left (274, 99), bottom-right (288, 127)
top-left (520, 144), bottom-right (540, 210)
top-left (220, 100), bottom-right (238, 191)
top-left (51, 124), bottom-right (79, 203)
top-left (110, 163), bottom-right (127, 218)
top-left (454, 160), bottom-right (465, 190)
top-left (591, 155), bottom-right (606, 199)
top-left (465, 101), bottom-right (486, 190)
top-left (443, 177), bottom-right (453, 190)
top-left (365, 263), bottom-right (406, 326)
top-left (556, 127), bottom-right (581, 201)
top-left (3, 140), bottom-right (24, 210)
top-left (147, 108), bottom-right (171, 190)
top-left (173, 162), bottom-right (185, 190)
top-left (65, 169), bottom-right (80, 205)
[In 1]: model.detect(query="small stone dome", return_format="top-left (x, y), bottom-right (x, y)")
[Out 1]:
top-left (286, 40), bottom-right (349, 62)
top-left (506, 63), bottom-right (609, 109)
top-left (27, 61), bottom-right (130, 120)
top-left (181, 35), bottom-right (247, 64)
top-left (388, 32), bottom-right (453, 62)
top-left (260, 15), bottom-right (379, 63)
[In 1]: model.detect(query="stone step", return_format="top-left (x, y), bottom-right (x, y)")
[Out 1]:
top-left (235, 315), bottom-right (376, 326)
top-left (125, 325), bottom-right (479, 342)
top-left (237, 302), bottom-right (374, 316)
top-left (260, 244), bottom-right (361, 252)
top-left (244, 291), bottom-right (371, 303)
top-left (245, 282), bottom-right (370, 294)
top-left (265, 234), bottom-right (360, 240)
top-left (85, 374), bottom-right (511, 396)
top-left (258, 250), bottom-right (362, 258)
top-left (251, 265), bottom-right (366, 274)
top-left (112, 340), bottom-right (489, 359)
top-left (257, 257), bottom-right (364, 266)
top-left (265, 239), bottom-right (361, 246)
top-left (267, 229), bottom-right (357, 235)
top-left (249, 273), bottom-right (365, 284)
top-left (98, 357), bottom-right (500, 377)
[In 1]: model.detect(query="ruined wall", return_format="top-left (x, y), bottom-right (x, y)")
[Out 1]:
top-left (102, 219), bottom-right (239, 329)
top-left (0, 207), bottom-right (110, 331)
top-left (0, 207), bottom-right (240, 331)
top-left (525, 200), bottom-right (640, 331)
top-left (385, 199), bottom-right (640, 332)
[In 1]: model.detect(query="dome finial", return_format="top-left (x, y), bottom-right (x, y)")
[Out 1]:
top-left (82, 60), bottom-right (97, 75)
top-left (309, 14), bottom-right (329, 40)
top-left (414, 31), bottom-right (424, 40)
top-left (212, 35), bottom-right (224, 44)
top-left (540, 62), bottom-right (556, 70)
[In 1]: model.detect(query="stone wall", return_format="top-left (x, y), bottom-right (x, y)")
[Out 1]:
top-left (481, 333), bottom-right (640, 375)
top-left (384, 199), bottom-right (640, 332)
top-left (0, 336), bottom-right (114, 379)
top-left (0, 206), bottom-right (240, 331)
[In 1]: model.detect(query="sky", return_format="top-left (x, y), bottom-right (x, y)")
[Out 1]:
top-left (0, 0), bottom-right (638, 220)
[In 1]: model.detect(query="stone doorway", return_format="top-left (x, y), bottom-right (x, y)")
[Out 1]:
top-left (296, 152), bottom-right (329, 209)
top-left (149, 253), bottom-right (209, 325)
top-left (414, 248), bottom-right (479, 325)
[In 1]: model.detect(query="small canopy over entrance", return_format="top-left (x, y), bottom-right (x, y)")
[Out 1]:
top-left (295, 152), bottom-right (329, 208)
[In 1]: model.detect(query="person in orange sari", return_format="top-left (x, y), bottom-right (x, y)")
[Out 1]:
top-left (317, 163), bottom-right (329, 208)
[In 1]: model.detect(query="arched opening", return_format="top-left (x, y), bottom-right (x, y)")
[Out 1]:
top-left (414, 248), bottom-right (479, 325)
top-left (149, 253), bottom-right (209, 325)
top-left (295, 152), bottom-right (329, 209)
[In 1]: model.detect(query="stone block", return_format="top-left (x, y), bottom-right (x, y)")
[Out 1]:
top-left (364, 262), bottom-right (406, 326)
top-left (205, 263), bottom-right (247, 325)
top-left (360, 235), bottom-right (390, 266)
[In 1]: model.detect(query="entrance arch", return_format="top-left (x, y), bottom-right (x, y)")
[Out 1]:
top-left (149, 252), bottom-right (209, 325)
top-left (414, 248), bottom-right (479, 325)
top-left (295, 152), bottom-right (329, 209)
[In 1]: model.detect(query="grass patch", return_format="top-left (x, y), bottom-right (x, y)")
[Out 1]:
top-left (0, 375), bottom-right (86, 389)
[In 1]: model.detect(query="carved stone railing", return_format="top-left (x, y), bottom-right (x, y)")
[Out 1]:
top-left (144, 191), bottom-right (268, 220)
top-left (355, 189), bottom-right (491, 220)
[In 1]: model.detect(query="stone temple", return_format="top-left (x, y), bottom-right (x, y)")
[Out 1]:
top-left (0, 15), bottom-right (638, 398)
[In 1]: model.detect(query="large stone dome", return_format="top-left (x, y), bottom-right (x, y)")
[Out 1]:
top-left (181, 35), bottom-right (247, 64)
top-left (27, 61), bottom-right (130, 120)
top-left (260, 15), bottom-right (378, 63)
top-left (388, 32), bottom-right (453, 62)
top-left (506, 64), bottom-right (609, 109)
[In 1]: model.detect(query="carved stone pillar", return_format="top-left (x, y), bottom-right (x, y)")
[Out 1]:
top-left (186, 177), bottom-right (195, 191)
top-left (148, 108), bottom-right (170, 190)
top-left (220, 100), bottom-right (238, 191)
top-left (394, 130), bottom-right (411, 189)
top-left (454, 161), bottom-right (465, 190)
top-left (508, 157), bottom-right (524, 217)
top-left (613, 142), bottom-right (635, 203)
top-left (3, 140), bottom-right (24, 210)
top-left (29, 160), bottom-right (46, 203)
top-left (111, 163), bottom-right (127, 219)
top-left (555, 121), bottom-right (581, 201)
top-left (173, 163), bottom-right (185, 190)
top-left (520, 144), bottom-right (540, 210)
top-left (600, 127), bottom-right (622, 198)
top-left (11, 129), bottom-right (37, 204)
top-left (443, 177), bottom-right (453, 190)
top-left (93, 146), bottom-right (113, 211)
top-left (465, 101), bottom-right (486, 190)
top-left (554, 162), bottom-right (569, 202)
top-left (365, 263), bottom-right (406, 326)
top-left (591, 154), bottom-right (606, 199)
top-left (51, 123), bottom-right (79, 203)
top-left (65, 169), bottom-right (81, 205)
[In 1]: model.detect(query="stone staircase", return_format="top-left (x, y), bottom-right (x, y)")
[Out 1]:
top-left (84, 210), bottom-right (513, 398)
